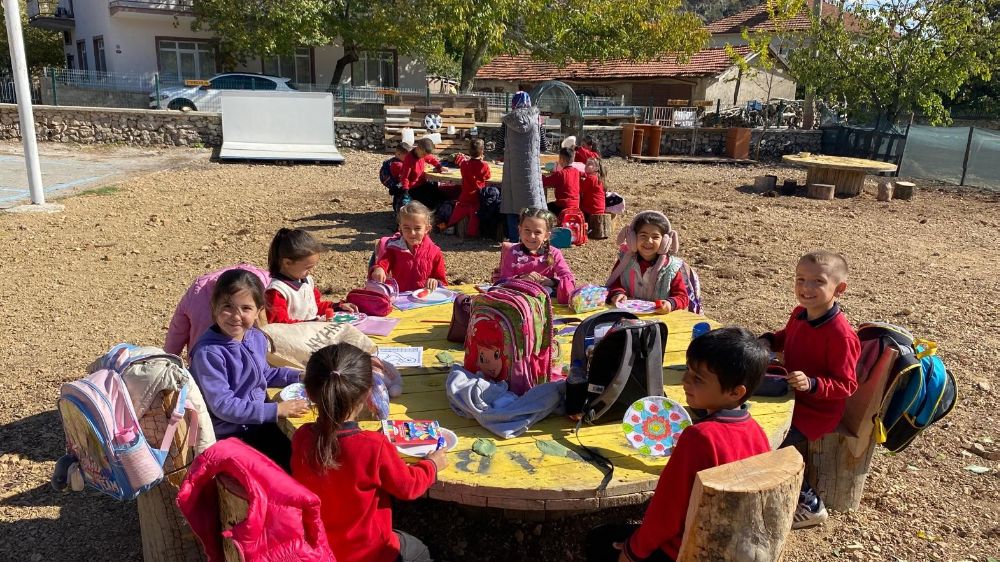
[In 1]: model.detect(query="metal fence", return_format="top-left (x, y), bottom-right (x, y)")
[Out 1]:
top-left (899, 125), bottom-right (999, 189)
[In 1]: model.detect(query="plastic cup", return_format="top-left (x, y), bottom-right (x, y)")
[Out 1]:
top-left (692, 321), bottom-right (711, 339)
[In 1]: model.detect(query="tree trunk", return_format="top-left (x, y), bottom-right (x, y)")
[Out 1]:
top-left (807, 431), bottom-right (877, 512)
top-left (330, 44), bottom-right (359, 91)
top-left (459, 35), bottom-right (490, 93)
top-left (677, 447), bottom-right (803, 562)
top-left (802, 89), bottom-right (816, 129)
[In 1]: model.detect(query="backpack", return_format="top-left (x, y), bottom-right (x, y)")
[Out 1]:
top-left (565, 310), bottom-right (668, 422)
top-left (462, 279), bottom-right (560, 396)
top-left (379, 157), bottom-right (401, 194)
top-left (55, 366), bottom-right (197, 500)
top-left (560, 208), bottom-right (588, 246)
top-left (477, 185), bottom-right (501, 222)
top-left (857, 323), bottom-right (958, 453)
top-left (346, 279), bottom-right (398, 317)
top-left (435, 199), bottom-right (456, 226)
top-left (678, 260), bottom-right (703, 314)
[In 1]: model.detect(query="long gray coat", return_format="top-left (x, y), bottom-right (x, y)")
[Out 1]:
top-left (500, 107), bottom-right (545, 215)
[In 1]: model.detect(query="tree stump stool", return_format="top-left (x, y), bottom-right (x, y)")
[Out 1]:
top-left (807, 183), bottom-right (835, 200)
top-left (217, 475), bottom-right (249, 562)
top-left (877, 180), bottom-right (894, 202)
top-left (587, 213), bottom-right (613, 239)
top-left (753, 175), bottom-right (778, 192)
top-left (677, 447), bottom-right (803, 562)
top-left (137, 391), bottom-right (205, 562)
top-left (894, 181), bottom-right (915, 200)
top-left (456, 216), bottom-right (470, 239)
top-left (781, 179), bottom-right (797, 196)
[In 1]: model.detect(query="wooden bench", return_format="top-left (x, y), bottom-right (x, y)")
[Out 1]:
top-left (217, 475), bottom-right (249, 562)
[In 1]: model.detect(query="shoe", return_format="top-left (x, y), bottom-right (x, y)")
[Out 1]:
top-left (792, 495), bottom-right (828, 529)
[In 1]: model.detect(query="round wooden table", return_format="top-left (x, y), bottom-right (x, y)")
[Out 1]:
top-left (782, 154), bottom-right (897, 197)
top-left (424, 163), bottom-right (504, 185)
top-left (274, 285), bottom-right (793, 513)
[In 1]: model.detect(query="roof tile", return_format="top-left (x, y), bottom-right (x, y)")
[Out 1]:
top-left (706, 0), bottom-right (863, 34)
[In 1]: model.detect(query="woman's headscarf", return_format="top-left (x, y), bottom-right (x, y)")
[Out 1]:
top-left (511, 91), bottom-right (532, 109)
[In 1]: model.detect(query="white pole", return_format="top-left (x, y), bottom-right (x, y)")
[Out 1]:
top-left (3, 0), bottom-right (45, 205)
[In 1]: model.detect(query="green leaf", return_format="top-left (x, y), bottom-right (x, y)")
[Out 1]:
top-left (472, 438), bottom-right (497, 457)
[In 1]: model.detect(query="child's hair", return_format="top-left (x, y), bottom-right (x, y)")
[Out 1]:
top-left (396, 141), bottom-right (412, 154)
top-left (799, 250), bottom-right (849, 281)
top-left (632, 210), bottom-right (671, 236)
top-left (414, 137), bottom-right (435, 154)
top-left (582, 135), bottom-right (598, 150)
top-left (398, 201), bottom-right (433, 225)
top-left (519, 206), bottom-right (556, 231)
top-left (586, 157), bottom-right (607, 183)
top-left (687, 326), bottom-right (768, 400)
top-left (267, 228), bottom-right (323, 276)
top-left (303, 343), bottom-right (374, 470)
top-left (469, 139), bottom-right (485, 159)
top-left (465, 317), bottom-right (508, 379)
top-left (558, 147), bottom-right (574, 163)
top-left (211, 268), bottom-right (265, 315)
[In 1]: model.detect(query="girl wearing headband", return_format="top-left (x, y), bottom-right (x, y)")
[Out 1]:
top-left (605, 210), bottom-right (690, 313)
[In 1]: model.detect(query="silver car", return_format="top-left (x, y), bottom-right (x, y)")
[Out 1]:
top-left (149, 73), bottom-right (297, 112)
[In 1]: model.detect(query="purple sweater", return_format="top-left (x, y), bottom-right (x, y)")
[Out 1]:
top-left (190, 326), bottom-right (300, 437)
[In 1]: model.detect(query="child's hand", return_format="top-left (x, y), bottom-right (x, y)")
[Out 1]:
top-left (426, 448), bottom-right (449, 471)
top-left (786, 370), bottom-right (811, 392)
top-left (371, 267), bottom-right (387, 283)
top-left (338, 302), bottom-right (359, 313)
top-left (609, 293), bottom-right (626, 307)
top-left (425, 278), bottom-right (439, 292)
top-left (277, 399), bottom-right (310, 419)
top-left (655, 299), bottom-right (673, 313)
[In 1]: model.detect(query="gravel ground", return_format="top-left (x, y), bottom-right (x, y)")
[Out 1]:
top-left (0, 145), bottom-right (997, 561)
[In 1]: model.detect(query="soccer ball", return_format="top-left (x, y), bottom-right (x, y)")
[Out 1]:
top-left (423, 113), bottom-right (443, 131)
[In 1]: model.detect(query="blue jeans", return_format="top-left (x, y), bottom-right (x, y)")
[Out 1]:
top-left (505, 213), bottom-right (520, 242)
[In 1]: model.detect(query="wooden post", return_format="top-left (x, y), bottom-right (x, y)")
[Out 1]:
top-left (217, 475), bottom-right (249, 562)
top-left (894, 181), bottom-right (915, 200)
top-left (807, 183), bottom-right (835, 200)
top-left (807, 432), bottom-right (877, 512)
top-left (877, 180), bottom-right (894, 202)
top-left (677, 447), bottom-right (803, 562)
top-left (753, 175), bottom-right (777, 191)
top-left (137, 391), bottom-right (205, 562)
top-left (781, 179), bottom-right (797, 196)
top-left (959, 126), bottom-right (975, 186)
top-left (587, 213), bottom-right (613, 239)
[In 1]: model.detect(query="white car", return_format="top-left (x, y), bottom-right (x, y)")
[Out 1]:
top-left (149, 73), bottom-right (297, 112)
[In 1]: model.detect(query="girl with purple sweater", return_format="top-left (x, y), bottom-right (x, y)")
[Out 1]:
top-left (190, 269), bottom-right (309, 471)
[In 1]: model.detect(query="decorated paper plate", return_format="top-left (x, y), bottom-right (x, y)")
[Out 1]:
top-left (329, 312), bottom-right (367, 325)
top-left (279, 382), bottom-right (309, 403)
top-left (396, 427), bottom-right (457, 458)
top-left (622, 396), bottom-right (692, 456)
top-left (617, 299), bottom-right (660, 315)
top-left (409, 288), bottom-right (455, 304)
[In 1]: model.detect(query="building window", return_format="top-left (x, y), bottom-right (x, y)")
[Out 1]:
top-left (76, 40), bottom-right (87, 71)
top-left (157, 40), bottom-right (216, 84)
top-left (63, 31), bottom-right (71, 45)
top-left (351, 51), bottom-right (396, 88)
top-left (261, 47), bottom-right (313, 85)
top-left (94, 37), bottom-right (107, 72)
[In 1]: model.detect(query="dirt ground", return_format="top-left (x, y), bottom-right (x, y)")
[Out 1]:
top-left (0, 145), bottom-right (997, 561)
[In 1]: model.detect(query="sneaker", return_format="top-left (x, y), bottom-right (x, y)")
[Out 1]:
top-left (792, 496), bottom-right (829, 529)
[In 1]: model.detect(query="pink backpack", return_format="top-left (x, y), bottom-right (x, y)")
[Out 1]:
top-left (463, 280), bottom-right (562, 395)
top-left (560, 208), bottom-right (588, 246)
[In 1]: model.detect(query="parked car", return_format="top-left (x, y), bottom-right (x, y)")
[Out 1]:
top-left (149, 73), bottom-right (297, 111)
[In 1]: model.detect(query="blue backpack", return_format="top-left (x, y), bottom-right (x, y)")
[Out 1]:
top-left (859, 324), bottom-right (958, 453)
top-left (379, 157), bottom-right (401, 194)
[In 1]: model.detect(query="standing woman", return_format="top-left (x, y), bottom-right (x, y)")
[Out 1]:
top-left (500, 91), bottom-right (546, 242)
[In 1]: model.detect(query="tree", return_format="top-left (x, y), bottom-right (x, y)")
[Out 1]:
top-left (789, 0), bottom-right (996, 127)
top-left (0, 5), bottom-right (65, 74)
top-left (192, 0), bottom-right (433, 88)
top-left (435, 0), bottom-right (709, 92)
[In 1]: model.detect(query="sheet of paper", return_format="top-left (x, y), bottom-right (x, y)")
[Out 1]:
top-left (376, 346), bottom-right (424, 367)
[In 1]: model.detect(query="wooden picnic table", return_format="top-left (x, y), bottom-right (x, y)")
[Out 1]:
top-left (273, 285), bottom-right (793, 512)
top-left (782, 153), bottom-right (897, 197)
top-left (424, 163), bottom-right (505, 184)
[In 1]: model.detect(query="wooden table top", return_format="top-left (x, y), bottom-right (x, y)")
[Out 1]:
top-left (782, 153), bottom-right (898, 173)
top-left (273, 285), bottom-right (793, 511)
top-left (424, 163), bottom-right (505, 184)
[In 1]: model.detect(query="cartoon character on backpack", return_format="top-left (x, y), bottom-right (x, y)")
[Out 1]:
top-left (465, 317), bottom-right (508, 383)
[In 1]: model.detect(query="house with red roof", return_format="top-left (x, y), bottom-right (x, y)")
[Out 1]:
top-left (707, 0), bottom-right (864, 56)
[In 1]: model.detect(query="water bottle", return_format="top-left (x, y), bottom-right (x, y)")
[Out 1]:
top-left (692, 321), bottom-right (711, 340)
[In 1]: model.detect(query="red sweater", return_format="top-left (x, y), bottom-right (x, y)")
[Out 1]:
top-left (371, 233), bottom-right (448, 292)
top-left (458, 158), bottom-right (491, 205)
top-left (292, 423), bottom-right (437, 562)
top-left (398, 150), bottom-right (441, 191)
top-left (542, 166), bottom-right (581, 210)
top-left (575, 145), bottom-right (599, 164)
top-left (768, 304), bottom-right (861, 440)
top-left (626, 408), bottom-right (771, 561)
top-left (607, 255), bottom-right (689, 312)
top-left (264, 277), bottom-right (337, 324)
top-left (580, 173), bottom-right (606, 215)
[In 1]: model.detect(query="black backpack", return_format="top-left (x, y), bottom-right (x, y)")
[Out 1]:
top-left (566, 311), bottom-right (668, 422)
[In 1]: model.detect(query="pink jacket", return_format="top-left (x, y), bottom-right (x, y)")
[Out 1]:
top-left (176, 438), bottom-right (335, 562)
top-left (491, 242), bottom-right (576, 304)
top-left (165, 264), bottom-right (270, 356)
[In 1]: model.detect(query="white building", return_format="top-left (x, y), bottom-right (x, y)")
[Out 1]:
top-left (26, 0), bottom-right (427, 90)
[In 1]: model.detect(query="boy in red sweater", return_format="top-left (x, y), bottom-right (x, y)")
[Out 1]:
top-left (447, 139), bottom-right (491, 237)
top-left (586, 327), bottom-right (772, 562)
top-left (398, 138), bottom-right (444, 209)
top-left (761, 250), bottom-right (861, 529)
top-left (543, 147), bottom-right (581, 216)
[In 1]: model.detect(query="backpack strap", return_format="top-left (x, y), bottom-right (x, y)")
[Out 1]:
top-left (572, 416), bottom-right (614, 492)
top-left (152, 384), bottom-right (199, 466)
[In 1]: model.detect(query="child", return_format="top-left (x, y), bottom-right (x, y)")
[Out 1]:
top-left (370, 202), bottom-right (448, 292)
top-left (292, 343), bottom-right (446, 562)
top-left (398, 137), bottom-right (444, 209)
top-left (379, 142), bottom-right (411, 212)
top-left (190, 269), bottom-right (310, 471)
top-left (760, 250), bottom-right (861, 528)
top-left (580, 158), bottom-right (607, 218)
top-left (575, 135), bottom-right (600, 165)
top-left (265, 228), bottom-right (357, 324)
top-left (491, 207), bottom-right (576, 304)
top-left (586, 327), bottom-right (771, 562)
top-left (447, 139), bottom-right (491, 237)
top-left (542, 146), bottom-right (581, 216)
top-left (606, 211), bottom-right (689, 313)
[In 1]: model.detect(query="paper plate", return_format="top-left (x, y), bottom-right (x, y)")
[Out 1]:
top-left (409, 288), bottom-right (455, 304)
top-left (396, 427), bottom-right (457, 458)
top-left (279, 382), bottom-right (309, 403)
top-left (329, 312), bottom-right (367, 325)
top-left (622, 396), bottom-right (692, 456)
top-left (617, 299), bottom-right (659, 315)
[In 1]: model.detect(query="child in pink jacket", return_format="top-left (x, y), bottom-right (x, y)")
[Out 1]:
top-left (491, 207), bottom-right (576, 304)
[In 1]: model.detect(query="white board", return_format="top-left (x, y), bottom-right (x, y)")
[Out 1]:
top-left (219, 91), bottom-right (344, 162)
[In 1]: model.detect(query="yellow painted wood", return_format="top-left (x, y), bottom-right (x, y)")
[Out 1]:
top-left (272, 285), bottom-right (793, 510)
